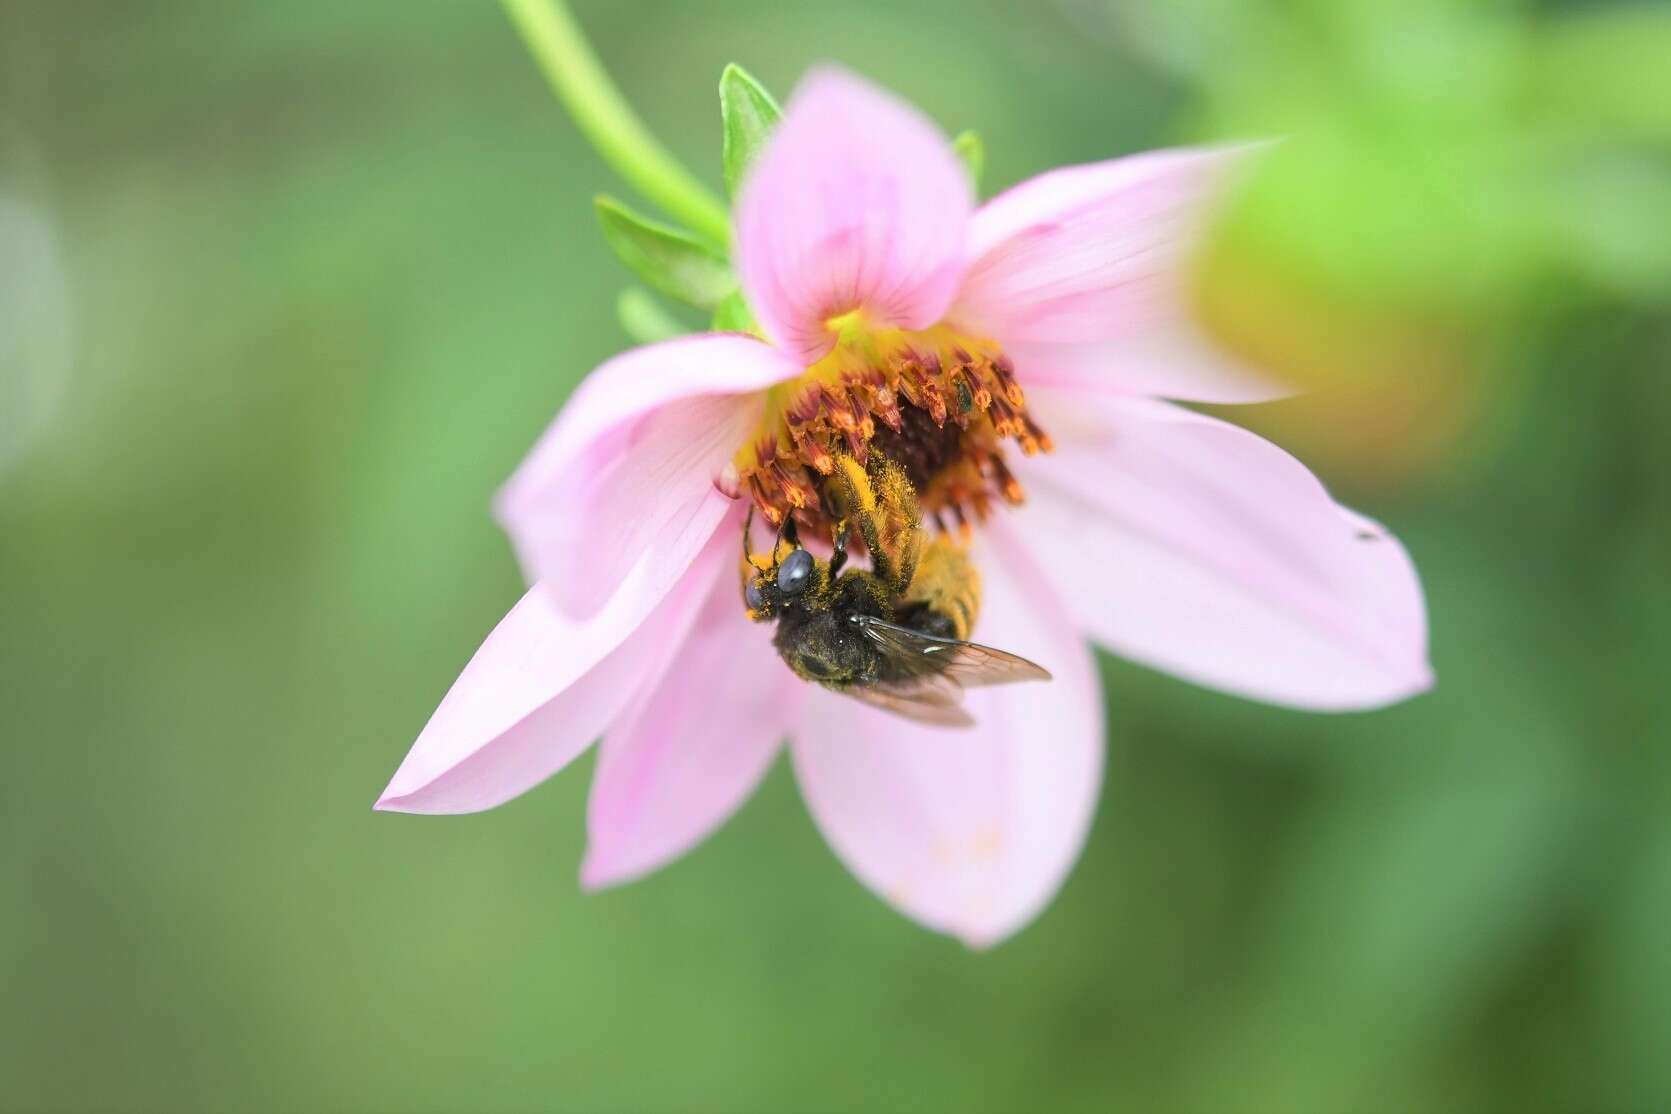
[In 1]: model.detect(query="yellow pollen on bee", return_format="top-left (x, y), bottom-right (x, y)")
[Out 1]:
top-left (731, 320), bottom-right (1052, 535)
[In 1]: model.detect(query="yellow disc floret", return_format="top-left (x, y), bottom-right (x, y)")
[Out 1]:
top-left (733, 316), bottom-right (1053, 537)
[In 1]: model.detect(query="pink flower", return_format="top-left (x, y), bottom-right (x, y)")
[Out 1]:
top-left (375, 68), bottom-right (1431, 946)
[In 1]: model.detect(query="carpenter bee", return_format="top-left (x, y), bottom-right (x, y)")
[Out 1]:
top-left (743, 453), bottom-right (1049, 726)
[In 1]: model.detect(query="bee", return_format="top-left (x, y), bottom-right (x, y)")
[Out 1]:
top-left (742, 453), bottom-right (1050, 726)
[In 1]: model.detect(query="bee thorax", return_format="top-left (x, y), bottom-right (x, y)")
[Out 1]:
top-left (772, 607), bottom-right (879, 686)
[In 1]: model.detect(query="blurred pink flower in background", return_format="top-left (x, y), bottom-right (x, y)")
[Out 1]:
top-left (376, 68), bottom-right (1431, 945)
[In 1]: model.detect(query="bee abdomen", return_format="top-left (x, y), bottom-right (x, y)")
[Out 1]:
top-left (900, 537), bottom-right (980, 641)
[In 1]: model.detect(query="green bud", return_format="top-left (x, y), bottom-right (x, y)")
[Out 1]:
top-left (952, 130), bottom-right (985, 192)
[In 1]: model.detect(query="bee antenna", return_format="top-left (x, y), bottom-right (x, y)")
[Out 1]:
top-left (742, 503), bottom-right (756, 564)
top-left (771, 510), bottom-right (795, 570)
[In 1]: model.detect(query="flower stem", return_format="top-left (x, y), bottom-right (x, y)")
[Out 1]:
top-left (501, 0), bottom-right (731, 246)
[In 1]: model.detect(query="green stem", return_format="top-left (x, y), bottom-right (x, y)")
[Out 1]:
top-left (501, 0), bottom-right (731, 245)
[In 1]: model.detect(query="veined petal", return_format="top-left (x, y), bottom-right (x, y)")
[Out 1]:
top-left (790, 525), bottom-right (1102, 947)
top-left (954, 146), bottom-right (1284, 403)
top-left (580, 565), bottom-right (799, 889)
top-left (495, 334), bottom-right (801, 618)
top-left (734, 66), bottom-right (973, 366)
top-left (374, 524), bottom-right (732, 815)
top-left (1021, 392), bottom-right (1432, 711)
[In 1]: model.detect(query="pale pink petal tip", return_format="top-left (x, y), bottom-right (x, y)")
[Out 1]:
top-left (735, 66), bottom-right (973, 366)
top-left (374, 523), bottom-right (734, 816)
top-left (790, 524), bottom-right (1103, 946)
top-left (1024, 392), bottom-right (1432, 712)
top-left (578, 567), bottom-right (799, 890)
top-left (493, 334), bottom-right (801, 618)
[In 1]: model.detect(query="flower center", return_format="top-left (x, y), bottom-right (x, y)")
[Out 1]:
top-left (729, 318), bottom-right (1053, 537)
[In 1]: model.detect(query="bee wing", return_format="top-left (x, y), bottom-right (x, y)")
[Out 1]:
top-left (839, 679), bottom-right (977, 728)
top-left (856, 616), bottom-right (1053, 689)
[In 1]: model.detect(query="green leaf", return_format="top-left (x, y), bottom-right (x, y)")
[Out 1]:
top-left (711, 289), bottom-right (758, 334)
top-left (616, 287), bottom-right (688, 345)
top-left (720, 63), bottom-right (782, 199)
top-left (952, 130), bottom-right (985, 192)
top-left (594, 195), bottom-right (735, 309)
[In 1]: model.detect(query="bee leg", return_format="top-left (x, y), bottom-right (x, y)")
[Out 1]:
top-left (871, 456), bottom-right (923, 595)
top-left (739, 503), bottom-right (756, 596)
top-left (831, 454), bottom-right (895, 585)
top-left (829, 519), bottom-right (852, 578)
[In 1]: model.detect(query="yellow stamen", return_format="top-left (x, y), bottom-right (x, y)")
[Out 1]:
top-left (733, 321), bottom-right (1051, 537)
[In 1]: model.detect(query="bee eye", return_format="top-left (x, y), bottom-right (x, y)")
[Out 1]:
top-left (744, 580), bottom-right (765, 610)
top-left (776, 549), bottom-right (815, 595)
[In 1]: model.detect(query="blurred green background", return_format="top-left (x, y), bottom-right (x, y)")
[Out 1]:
top-left (2, 2), bottom-right (1668, 1111)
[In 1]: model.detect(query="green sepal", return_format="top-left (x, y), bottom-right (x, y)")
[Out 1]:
top-left (720, 63), bottom-right (782, 199)
top-left (594, 195), bottom-right (735, 309)
top-left (952, 130), bottom-right (985, 192)
top-left (711, 289), bottom-right (759, 334)
top-left (615, 287), bottom-right (689, 345)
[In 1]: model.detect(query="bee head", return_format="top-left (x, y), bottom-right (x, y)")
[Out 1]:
top-left (743, 545), bottom-right (827, 621)
top-left (742, 505), bottom-right (834, 621)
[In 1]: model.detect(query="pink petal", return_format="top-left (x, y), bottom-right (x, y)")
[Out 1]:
top-left (495, 334), bottom-right (801, 618)
top-left (734, 67), bottom-right (973, 366)
top-left (374, 523), bottom-right (733, 814)
top-left (1020, 391), bottom-right (1432, 710)
top-left (1004, 331), bottom-right (1283, 406)
top-left (790, 524), bottom-right (1103, 947)
top-left (579, 566), bottom-right (800, 889)
top-left (953, 146), bottom-right (1285, 403)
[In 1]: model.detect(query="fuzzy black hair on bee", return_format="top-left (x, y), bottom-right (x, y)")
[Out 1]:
top-left (741, 453), bottom-right (1048, 726)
